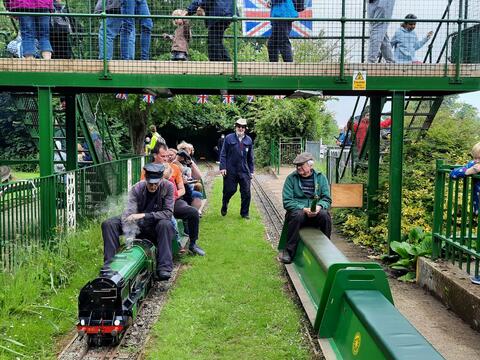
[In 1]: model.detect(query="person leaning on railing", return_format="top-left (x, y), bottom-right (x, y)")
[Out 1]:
top-left (95, 0), bottom-right (121, 60)
top-left (367, 0), bottom-right (395, 63)
top-left (4, 0), bottom-right (54, 59)
top-left (450, 141), bottom-right (480, 285)
top-left (266, 0), bottom-right (298, 62)
top-left (186, 0), bottom-right (233, 61)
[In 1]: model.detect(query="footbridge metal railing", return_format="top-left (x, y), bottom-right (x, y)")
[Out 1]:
top-left (0, 156), bottom-right (145, 271)
top-left (0, 0), bottom-right (478, 88)
top-left (433, 159), bottom-right (480, 279)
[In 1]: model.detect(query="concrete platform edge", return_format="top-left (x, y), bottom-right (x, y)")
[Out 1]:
top-left (417, 257), bottom-right (480, 332)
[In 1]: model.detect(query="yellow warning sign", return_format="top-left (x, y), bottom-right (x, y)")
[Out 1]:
top-left (352, 71), bottom-right (367, 91)
top-left (352, 332), bottom-right (361, 356)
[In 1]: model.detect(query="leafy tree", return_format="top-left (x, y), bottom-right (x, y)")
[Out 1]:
top-left (335, 95), bottom-right (480, 252)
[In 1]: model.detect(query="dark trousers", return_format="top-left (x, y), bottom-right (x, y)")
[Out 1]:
top-left (268, 20), bottom-right (293, 62)
top-left (222, 173), bottom-right (251, 217)
top-left (285, 209), bottom-right (332, 257)
top-left (101, 216), bottom-right (175, 272)
top-left (207, 21), bottom-right (231, 61)
top-left (174, 199), bottom-right (200, 243)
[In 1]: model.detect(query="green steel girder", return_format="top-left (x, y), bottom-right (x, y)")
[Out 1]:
top-left (0, 72), bottom-right (479, 94)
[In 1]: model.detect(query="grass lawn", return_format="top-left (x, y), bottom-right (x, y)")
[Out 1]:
top-left (145, 178), bottom-right (311, 359)
top-left (0, 223), bottom-right (104, 359)
top-left (11, 171), bottom-right (39, 180)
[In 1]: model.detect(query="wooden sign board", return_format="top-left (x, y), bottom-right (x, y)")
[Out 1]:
top-left (331, 183), bottom-right (363, 208)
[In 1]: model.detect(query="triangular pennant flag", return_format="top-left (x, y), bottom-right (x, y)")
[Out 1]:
top-left (142, 94), bottom-right (155, 104)
top-left (222, 95), bottom-right (235, 104)
top-left (274, 95), bottom-right (286, 100)
top-left (197, 94), bottom-right (209, 104)
top-left (247, 95), bottom-right (255, 103)
top-left (115, 93), bottom-right (128, 100)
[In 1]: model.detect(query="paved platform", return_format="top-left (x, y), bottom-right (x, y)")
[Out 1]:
top-left (259, 167), bottom-right (480, 360)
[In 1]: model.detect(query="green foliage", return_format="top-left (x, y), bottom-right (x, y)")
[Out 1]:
top-left (389, 229), bottom-right (432, 282)
top-left (0, 222), bottom-right (104, 358)
top-left (335, 95), bottom-right (480, 253)
top-left (251, 97), bottom-right (337, 166)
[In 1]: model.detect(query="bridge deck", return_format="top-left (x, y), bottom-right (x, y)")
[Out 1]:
top-left (0, 59), bottom-right (478, 77)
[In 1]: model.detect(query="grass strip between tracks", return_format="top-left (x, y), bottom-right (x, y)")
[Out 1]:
top-left (145, 177), bottom-right (311, 359)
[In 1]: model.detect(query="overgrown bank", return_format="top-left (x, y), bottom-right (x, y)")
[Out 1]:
top-left (0, 223), bottom-right (104, 358)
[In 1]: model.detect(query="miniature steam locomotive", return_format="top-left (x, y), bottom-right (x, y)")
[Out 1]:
top-left (76, 239), bottom-right (156, 345)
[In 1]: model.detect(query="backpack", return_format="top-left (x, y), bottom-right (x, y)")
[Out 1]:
top-left (293, 0), bottom-right (305, 13)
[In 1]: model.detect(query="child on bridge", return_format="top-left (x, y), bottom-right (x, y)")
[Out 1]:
top-left (391, 14), bottom-right (433, 64)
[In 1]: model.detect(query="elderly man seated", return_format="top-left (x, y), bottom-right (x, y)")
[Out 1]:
top-left (278, 152), bottom-right (332, 264)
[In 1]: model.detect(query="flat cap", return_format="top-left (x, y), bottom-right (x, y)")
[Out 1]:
top-left (235, 118), bottom-right (248, 126)
top-left (144, 163), bottom-right (165, 184)
top-left (293, 152), bottom-right (314, 165)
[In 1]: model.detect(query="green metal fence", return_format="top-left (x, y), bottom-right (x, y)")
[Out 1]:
top-left (432, 159), bottom-right (480, 278)
top-left (0, 156), bottom-right (144, 271)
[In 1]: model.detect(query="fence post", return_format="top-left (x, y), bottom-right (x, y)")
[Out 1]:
top-left (368, 96), bottom-right (381, 226)
top-left (38, 87), bottom-right (56, 242)
top-left (387, 91), bottom-right (405, 248)
top-left (432, 159), bottom-right (446, 259)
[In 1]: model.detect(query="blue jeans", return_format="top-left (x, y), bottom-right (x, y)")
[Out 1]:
top-left (19, 14), bottom-right (52, 57)
top-left (120, 0), bottom-right (153, 60)
top-left (98, 18), bottom-right (137, 60)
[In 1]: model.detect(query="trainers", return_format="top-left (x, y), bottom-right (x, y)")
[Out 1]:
top-left (241, 214), bottom-right (250, 219)
top-left (221, 205), bottom-right (227, 216)
top-left (471, 276), bottom-right (480, 285)
top-left (156, 270), bottom-right (171, 281)
top-left (277, 250), bottom-right (292, 264)
top-left (189, 244), bottom-right (206, 256)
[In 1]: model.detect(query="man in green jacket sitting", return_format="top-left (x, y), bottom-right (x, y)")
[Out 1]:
top-left (278, 152), bottom-right (332, 264)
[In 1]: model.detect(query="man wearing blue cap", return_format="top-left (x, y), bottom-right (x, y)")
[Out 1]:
top-left (219, 118), bottom-right (254, 219)
top-left (101, 163), bottom-right (176, 280)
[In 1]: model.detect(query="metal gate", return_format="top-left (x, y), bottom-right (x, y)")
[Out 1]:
top-left (279, 138), bottom-right (303, 165)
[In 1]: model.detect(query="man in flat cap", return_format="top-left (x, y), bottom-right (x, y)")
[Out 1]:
top-left (279, 152), bottom-right (332, 264)
top-left (219, 118), bottom-right (255, 219)
top-left (101, 163), bottom-right (176, 280)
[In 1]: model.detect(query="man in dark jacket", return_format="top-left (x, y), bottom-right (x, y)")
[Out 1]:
top-left (219, 118), bottom-right (254, 219)
top-left (101, 163), bottom-right (176, 280)
top-left (278, 152), bottom-right (332, 264)
top-left (187, 0), bottom-right (233, 61)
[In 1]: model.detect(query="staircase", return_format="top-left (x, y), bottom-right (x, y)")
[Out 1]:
top-left (11, 92), bottom-right (117, 170)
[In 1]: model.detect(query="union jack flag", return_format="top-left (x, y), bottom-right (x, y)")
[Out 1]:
top-left (115, 93), bottom-right (128, 100)
top-left (241, 0), bottom-right (313, 38)
top-left (222, 95), bottom-right (235, 104)
top-left (247, 95), bottom-right (256, 103)
top-left (197, 94), bottom-right (209, 104)
top-left (142, 94), bottom-right (155, 104)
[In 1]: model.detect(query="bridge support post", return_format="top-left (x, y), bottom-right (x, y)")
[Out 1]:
top-left (65, 94), bottom-right (77, 171)
top-left (367, 96), bottom-right (381, 226)
top-left (38, 87), bottom-right (56, 242)
top-left (388, 92), bottom-right (405, 248)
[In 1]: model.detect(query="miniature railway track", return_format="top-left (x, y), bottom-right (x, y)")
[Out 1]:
top-left (251, 175), bottom-right (284, 239)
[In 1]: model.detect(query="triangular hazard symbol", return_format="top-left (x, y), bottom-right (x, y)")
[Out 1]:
top-left (355, 72), bottom-right (364, 81)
